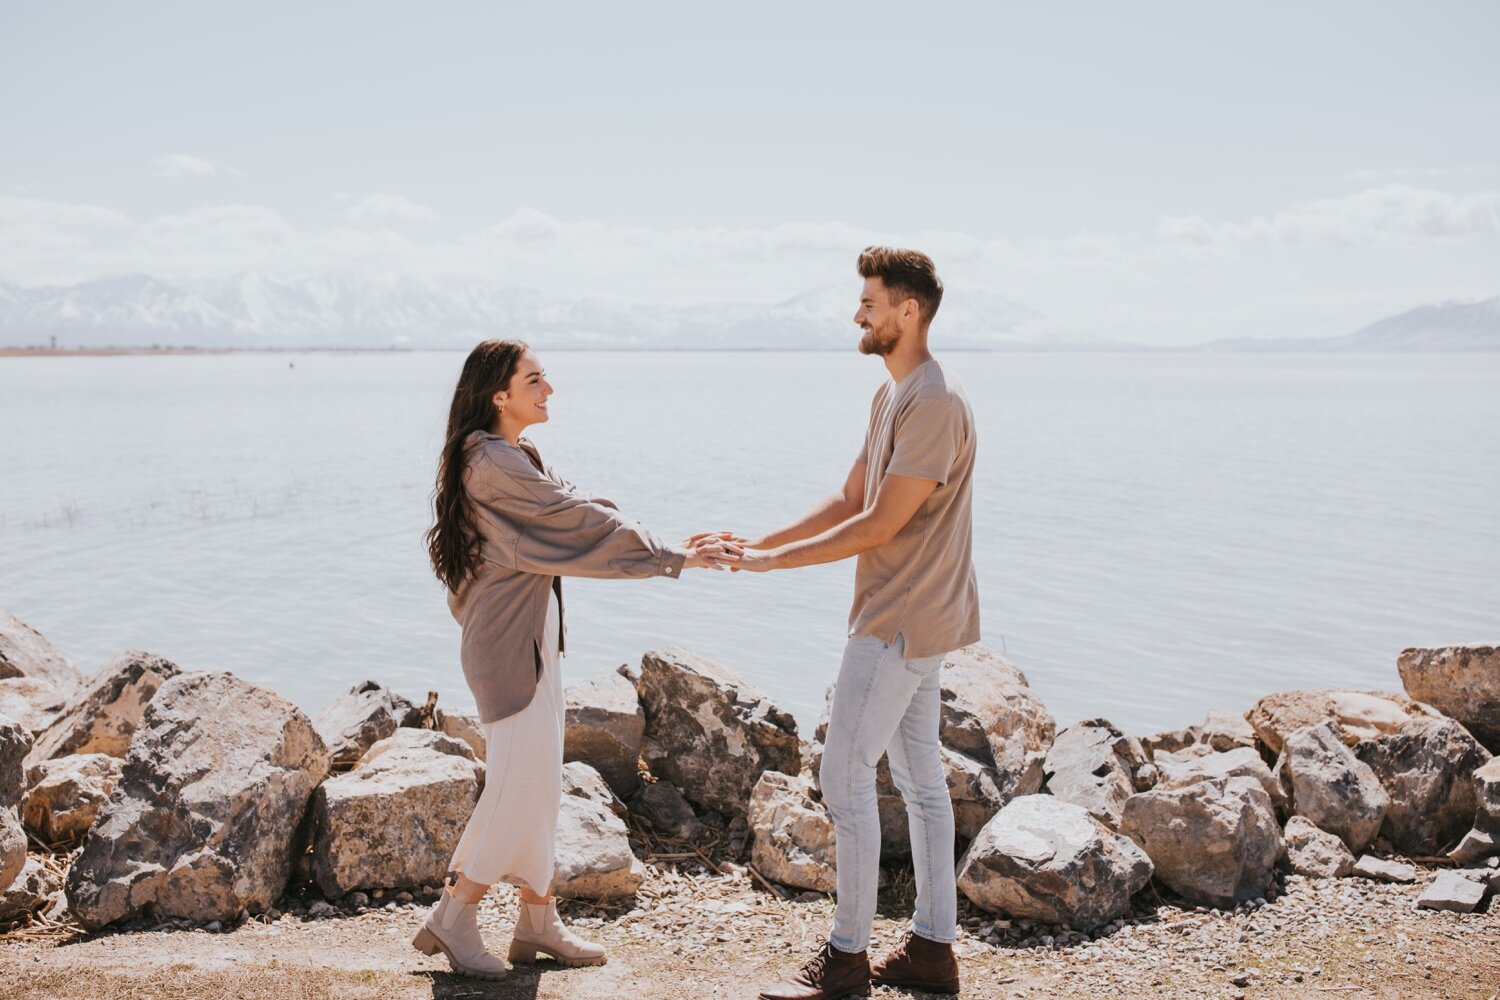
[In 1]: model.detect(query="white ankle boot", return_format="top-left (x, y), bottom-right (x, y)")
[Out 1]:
top-left (411, 888), bottom-right (510, 980)
top-left (508, 897), bottom-right (607, 967)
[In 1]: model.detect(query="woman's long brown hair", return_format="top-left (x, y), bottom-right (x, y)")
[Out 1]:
top-left (426, 339), bottom-right (530, 591)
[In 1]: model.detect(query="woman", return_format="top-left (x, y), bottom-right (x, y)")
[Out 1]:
top-left (412, 339), bottom-right (735, 980)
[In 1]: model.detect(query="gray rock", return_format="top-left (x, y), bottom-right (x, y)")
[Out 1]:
top-left (1353, 717), bottom-right (1491, 856)
top-left (27, 651), bottom-right (180, 764)
top-left (1415, 869), bottom-right (1487, 913)
top-left (1449, 755), bottom-right (1500, 863)
top-left (1043, 719), bottom-right (1145, 829)
top-left (65, 672), bottom-right (330, 929)
top-left (562, 759), bottom-right (626, 816)
top-left (627, 779), bottom-right (703, 840)
top-left (1247, 689), bottom-right (1435, 755)
top-left (1476, 756), bottom-right (1500, 832)
top-left (1283, 816), bottom-right (1355, 878)
top-left (311, 680), bottom-right (416, 772)
top-left (805, 731), bottom-right (1006, 861)
top-left (0, 809), bottom-right (23, 897)
top-left (1202, 712), bottom-right (1259, 753)
top-left (435, 709), bottom-right (486, 761)
top-left (957, 794), bottom-right (1153, 931)
top-left (1280, 721), bottom-right (1389, 854)
top-left (0, 610), bottom-right (82, 695)
top-left (0, 856), bottom-right (60, 923)
top-left (748, 771), bottom-right (837, 894)
top-left (1398, 644), bottom-right (1500, 752)
top-left (1121, 776), bottom-right (1283, 909)
top-left (0, 678), bottom-right (69, 736)
top-left (938, 644), bottom-right (1055, 801)
top-left (565, 669), bottom-right (646, 796)
top-left (1449, 827), bottom-right (1497, 864)
top-left (309, 729), bottom-right (482, 897)
top-left (0, 713), bottom-right (27, 810)
top-left (358, 726), bottom-right (478, 767)
top-left (1142, 726), bottom-right (1203, 757)
top-left (1155, 746), bottom-right (1287, 816)
top-left (552, 762), bottom-right (643, 901)
top-left (21, 753), bottom-right (123, 845)
top-left (1351, 855), bottom-right (1417, 883)
top-left (1, 714), bottom-right (33, 892)
top-left (636, 647), bottom-right (799, 818)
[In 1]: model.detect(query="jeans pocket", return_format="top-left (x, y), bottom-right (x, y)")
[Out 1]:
top-left (901, 653), bottom-right (942, 678)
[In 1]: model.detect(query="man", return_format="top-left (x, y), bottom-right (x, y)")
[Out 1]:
top-left (737, 246), bottom-right (979, 999)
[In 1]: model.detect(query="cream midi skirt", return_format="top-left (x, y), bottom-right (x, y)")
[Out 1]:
top-left (448, 588), bottom-right (563, 895)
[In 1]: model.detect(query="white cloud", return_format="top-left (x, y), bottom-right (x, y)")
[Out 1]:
top-left (1155, 184), bottom-right (1500, 247)
top-left (149, 154), bottom-right (220, 178)
top-left (0, 186), bottom-right (1496, 344)
top-left (339, 193), bottom-right (439, 225)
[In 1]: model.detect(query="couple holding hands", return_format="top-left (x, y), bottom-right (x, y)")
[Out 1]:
top-left (416, 247), bottom-right (979, 1000)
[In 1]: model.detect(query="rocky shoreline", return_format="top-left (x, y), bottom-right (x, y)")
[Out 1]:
top-left (2, 609), bottom-right (1498, 997)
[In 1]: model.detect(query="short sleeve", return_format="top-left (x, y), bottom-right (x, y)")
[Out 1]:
top-left (885, 394), bottom-right (964, 485)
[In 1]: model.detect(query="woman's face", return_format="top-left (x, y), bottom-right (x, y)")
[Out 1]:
top-left (497, 349), bottom-right (553, 431)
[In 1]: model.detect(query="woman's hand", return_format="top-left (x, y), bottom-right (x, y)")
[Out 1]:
top-left (682, 532), bottom-right (744, 571)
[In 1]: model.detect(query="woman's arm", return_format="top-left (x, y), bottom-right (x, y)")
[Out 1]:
top-left (473, 447), bottom-right (730, 578)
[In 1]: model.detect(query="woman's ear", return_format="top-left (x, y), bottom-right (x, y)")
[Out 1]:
top-left (492, 389), bottom-right (507, 412)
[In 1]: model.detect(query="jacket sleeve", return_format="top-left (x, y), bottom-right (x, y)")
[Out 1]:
top-left (473, 448), bottom-right (687, 579)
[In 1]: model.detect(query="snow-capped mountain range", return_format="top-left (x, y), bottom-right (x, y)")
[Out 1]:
top-left (0, 273), bottom-right (1109, 351)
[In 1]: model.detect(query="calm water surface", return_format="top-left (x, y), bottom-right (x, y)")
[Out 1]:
top-left (1, 350), bottom-right (1496, 738)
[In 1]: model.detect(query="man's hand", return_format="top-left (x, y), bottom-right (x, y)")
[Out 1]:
top-left (731, 548), bottom-right (776, 573)
top-left (682, 532), bottom-right (744, 571)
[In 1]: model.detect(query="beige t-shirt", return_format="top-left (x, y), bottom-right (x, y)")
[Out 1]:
top-left (850, 359), bottom-right (980, 659)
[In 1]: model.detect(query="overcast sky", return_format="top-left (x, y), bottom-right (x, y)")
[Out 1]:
top-left (2, 1), bottom-right (1497, 343)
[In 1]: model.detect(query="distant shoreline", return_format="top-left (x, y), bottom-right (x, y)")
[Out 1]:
top-left (0, 346), bottom-right (415, 358)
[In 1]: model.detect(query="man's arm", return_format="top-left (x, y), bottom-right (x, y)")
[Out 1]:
top-left (750, 460), bottom-right (868, 549)
top-left (739, 473), bottom-right (937, 572)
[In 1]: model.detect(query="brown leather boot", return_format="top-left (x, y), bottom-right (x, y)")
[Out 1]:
top-left (758, 941), bottom-right (871, 1000)
top-left (870, 931), bottom-right (960, 994)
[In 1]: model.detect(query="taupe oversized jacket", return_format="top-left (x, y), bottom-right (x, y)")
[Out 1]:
top-left (448, 431), bottom-right (688, 723)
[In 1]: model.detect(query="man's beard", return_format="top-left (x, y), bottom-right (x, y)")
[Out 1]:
top-left (858, 321), bottom-right (898, 356)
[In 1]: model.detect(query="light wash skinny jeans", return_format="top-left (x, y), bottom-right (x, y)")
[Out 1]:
top-left (820, 633), bottom-right (957, 953)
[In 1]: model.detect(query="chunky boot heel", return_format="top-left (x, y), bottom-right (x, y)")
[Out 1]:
top-left (411, 927), bottom-right (442, 956)
top-left (413, 888), bottom-right (510, 980)
top-left (509, 898), bottom-right (608, 967)
top-left (507, 941), bottom-right (540, 964)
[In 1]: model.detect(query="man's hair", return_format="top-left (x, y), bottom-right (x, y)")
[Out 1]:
top-left (857, 246), bottom-right (943, 326)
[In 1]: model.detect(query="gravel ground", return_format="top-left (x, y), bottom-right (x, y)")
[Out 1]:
top-left (4, 853), bottom-right (1499, 999)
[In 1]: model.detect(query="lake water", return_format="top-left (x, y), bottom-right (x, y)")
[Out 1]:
top-left (1, 350), bottom-right (1496, 739)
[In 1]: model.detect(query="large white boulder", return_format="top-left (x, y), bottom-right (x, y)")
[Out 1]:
top-left (636, 648), bottom-right (799, 818)
top-left (748, 770), bottom-right (837, 894)
top-left (21, 753), bottom-right (122, 846)
top-left (26, 651), bottom-right (179, 764)
top-left (565, 668), bottom-right (646, 796)
top-left (1280, 721), bottom-right (1388, 854)
top-left (65, 672), bottom-right (330, 929)
top-left (308, 728), bottom-right (481, 897)
top-left (957, 794), bottom-right (1152, 931)
top-left (1121, 776), bottom-right (1283, 909)
top-left (311, 680), bottom-right (416, 772)
top-left (1399, 644), bottom-right (1500, 752)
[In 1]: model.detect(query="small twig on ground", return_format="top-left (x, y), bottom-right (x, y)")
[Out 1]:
top-left (746, 865), bottom-right (788, 901)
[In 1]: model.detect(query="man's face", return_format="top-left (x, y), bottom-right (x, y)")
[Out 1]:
top-left (854, 276), bottom-right (906, 356)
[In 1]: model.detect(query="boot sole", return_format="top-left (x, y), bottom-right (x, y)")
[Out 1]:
top-left (508, 940), bottom-right (608, 968)
top-left (757, 986), bottom-right (869, 1000)
top-left (411, 925), bottom-right (510, 981)
top-left (871, 974), bottom-right (960, 994)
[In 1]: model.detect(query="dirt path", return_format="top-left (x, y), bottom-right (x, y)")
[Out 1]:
top-left (4, 863), bottom-right (1498, 999)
